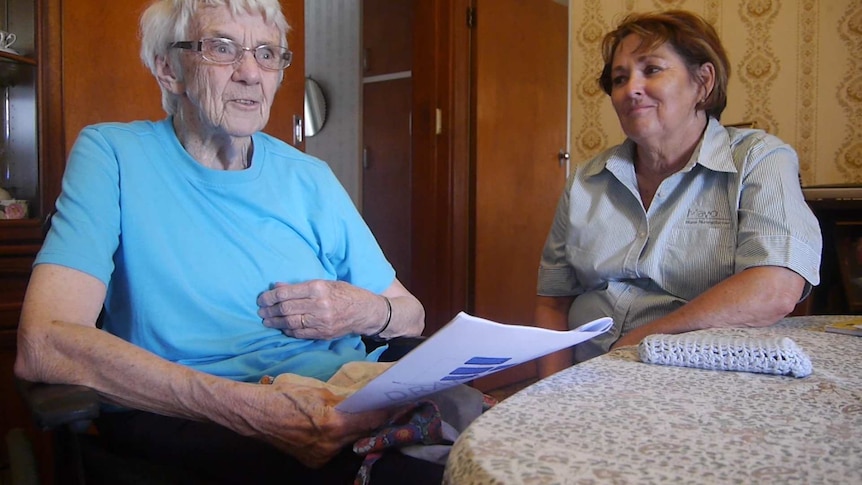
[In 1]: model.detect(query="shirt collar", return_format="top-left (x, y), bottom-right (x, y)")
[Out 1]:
top-left (697, 117), bottom-right (738, 174)
top-left (585, 117), bottom-right (739, 178)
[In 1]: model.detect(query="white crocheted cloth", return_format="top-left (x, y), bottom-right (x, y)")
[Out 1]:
top-left (639, 333), bottom-right (813, 378)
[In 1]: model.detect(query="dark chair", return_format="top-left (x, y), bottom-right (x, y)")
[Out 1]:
top-left (15, 336), bottom-right (425, 484)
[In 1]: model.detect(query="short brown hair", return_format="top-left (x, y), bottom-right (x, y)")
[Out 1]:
top-left (598, 10), bottom-right (730, 120)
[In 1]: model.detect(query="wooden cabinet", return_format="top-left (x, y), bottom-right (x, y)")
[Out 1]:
top-left (0, 0), bottom-right (38, 216)
top-left (802, 187), bottom-right (862, 315)
top-left (0, 0), bottom-right (64, 479)
top-left (0, 0), bottom-right (305, 479)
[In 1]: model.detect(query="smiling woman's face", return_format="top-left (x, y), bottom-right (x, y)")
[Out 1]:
top-left (177, 5), bottom-right (283, 138)
top-left (608, 35), bottom-right (707, 146)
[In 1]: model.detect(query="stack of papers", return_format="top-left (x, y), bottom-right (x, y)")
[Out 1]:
top-left (337, 311), bottom-right (613, 413)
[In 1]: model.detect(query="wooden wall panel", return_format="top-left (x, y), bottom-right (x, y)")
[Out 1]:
top-left (61, 1), bottom-right (162, 154)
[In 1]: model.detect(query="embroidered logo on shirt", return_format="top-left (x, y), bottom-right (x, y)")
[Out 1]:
top-left (684, 207), bottom-right (731, 227)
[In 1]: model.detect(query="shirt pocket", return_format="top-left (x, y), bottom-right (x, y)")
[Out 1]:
top-left (661, 227), bottom-right (736, 299)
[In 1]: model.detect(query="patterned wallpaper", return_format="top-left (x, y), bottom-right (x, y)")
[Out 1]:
top-left (568, 0), bottom-right (862, 185)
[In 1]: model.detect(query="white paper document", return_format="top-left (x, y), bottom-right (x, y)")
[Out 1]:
top-left (337, 311), bottom-right (613, 413)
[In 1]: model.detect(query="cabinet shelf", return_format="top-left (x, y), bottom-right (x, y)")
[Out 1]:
top-left (0, 217), bottom-right (43, 242)
top-left (0, 50), bottom-right (35, 88)
top-left (0, 50), bottom-right (35, 65)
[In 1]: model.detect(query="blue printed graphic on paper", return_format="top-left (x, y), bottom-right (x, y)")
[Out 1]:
top-left (441, 356), bottom-right (512, 382)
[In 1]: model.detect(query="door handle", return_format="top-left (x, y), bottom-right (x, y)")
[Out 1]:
top-left (293, 115), bottom-right (303, 145)
top-left (558, 149), bottom-right (570, 167)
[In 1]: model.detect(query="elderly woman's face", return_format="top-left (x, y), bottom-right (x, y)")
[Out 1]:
top-left (177, 6), bottom-right (282, 137)
top-left (608, 35), bottom-right (708, 145)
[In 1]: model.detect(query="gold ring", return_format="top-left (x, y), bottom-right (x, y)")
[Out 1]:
top-left (300, 314), bottom-right (306, 328)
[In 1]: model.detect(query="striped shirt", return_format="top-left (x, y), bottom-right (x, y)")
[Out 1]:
top-left (537, 117), bottom-right (822, 361)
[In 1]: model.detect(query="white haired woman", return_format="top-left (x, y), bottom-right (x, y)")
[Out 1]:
top-left (15, 0), bottom-right (437, 482)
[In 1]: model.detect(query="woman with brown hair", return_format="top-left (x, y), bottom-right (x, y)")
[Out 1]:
top-left (535, 10), bottom-right (822, 376)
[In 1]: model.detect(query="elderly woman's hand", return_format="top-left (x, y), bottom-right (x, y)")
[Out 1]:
top-left (257, 280), bottom-right (388, 340)
top-left (245, 380), bottom-right (391, 468)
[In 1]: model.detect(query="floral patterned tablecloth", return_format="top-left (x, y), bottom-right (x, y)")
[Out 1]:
top-left (444, 316), bottom-right (862, 484)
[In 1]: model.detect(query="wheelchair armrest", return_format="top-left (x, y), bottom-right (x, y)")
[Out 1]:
top-left (15, 379), bottom-right (101, 432)
top-left (365, 336), bottom-right (427, 362)
top-left (381, 335), bottom-right (426, 352)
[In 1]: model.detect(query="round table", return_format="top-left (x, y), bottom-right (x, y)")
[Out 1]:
top-left (444, 315), bottom-right (862, 484)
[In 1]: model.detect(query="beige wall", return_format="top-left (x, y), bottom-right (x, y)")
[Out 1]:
top-left (568, 0), bottom-right (861, 186)
top-left (305, 0), bottom-right (362, 207)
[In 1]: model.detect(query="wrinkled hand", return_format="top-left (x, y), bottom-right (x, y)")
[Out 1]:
top-left (257, 280), bottom-right (385, 340)
top-left (250, 381), bottom-right (391, 468)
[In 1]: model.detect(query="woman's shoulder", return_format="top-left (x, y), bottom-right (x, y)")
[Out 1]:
top-left (78, 119), bottom-right (171, 143)
top-left (722, 122), bottom-right (789, 153)
top-left (253, 132), bottom-right (337, 175)
top-left (697, 118), bottom-right (792, 165)
top-left (713, 120), bottom-right (797, 173)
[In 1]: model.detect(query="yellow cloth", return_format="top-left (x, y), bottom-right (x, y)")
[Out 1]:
top-left (261, 361), bottom-right (395, 398)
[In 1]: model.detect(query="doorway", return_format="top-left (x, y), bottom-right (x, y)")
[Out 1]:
top-left (361, 0), bottom-right (415, 289)
top-left (310, 1), bottom-right (570, 356)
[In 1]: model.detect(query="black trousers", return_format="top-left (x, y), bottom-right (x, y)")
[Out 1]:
top-left (93, 409), bottom-right (444, 485)
top-left (90, 339), bottom-right (440, 484)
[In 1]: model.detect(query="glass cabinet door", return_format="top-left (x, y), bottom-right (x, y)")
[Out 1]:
top-left (0, 0), bottom-right (36, 221)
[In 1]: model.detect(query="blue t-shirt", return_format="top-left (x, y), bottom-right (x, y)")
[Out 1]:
top-left (37, 119), bottom-right (395, 382)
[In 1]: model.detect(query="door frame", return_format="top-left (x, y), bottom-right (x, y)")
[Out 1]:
top-left (410, 0), bottom-right (473, 334)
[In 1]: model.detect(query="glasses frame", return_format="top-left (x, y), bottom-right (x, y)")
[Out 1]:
top-left (170, 37), bottom-right (293, 71)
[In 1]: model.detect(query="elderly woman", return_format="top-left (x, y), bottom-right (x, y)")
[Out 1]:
top-left (535, 10), bottom-right (822, 377)
top-left (14, 0), bottom-right (441, 483)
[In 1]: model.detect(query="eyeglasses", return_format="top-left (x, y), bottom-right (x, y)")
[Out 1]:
top-left (170, 38), bottom-right (293, 71)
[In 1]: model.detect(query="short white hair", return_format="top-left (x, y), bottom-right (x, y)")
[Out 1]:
top-left (139, 0), bottom-right (290, 115)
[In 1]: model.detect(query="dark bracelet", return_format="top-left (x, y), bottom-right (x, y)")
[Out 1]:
top-left (370, 296), bottom-right (392, 339)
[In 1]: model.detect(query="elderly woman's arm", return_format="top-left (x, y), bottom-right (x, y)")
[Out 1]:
top-left (15, 264), bottom-right (389, 468)
top-left (611, 265), bottom-right (805, 349)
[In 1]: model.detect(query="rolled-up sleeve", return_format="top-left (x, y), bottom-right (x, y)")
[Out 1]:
top-left (537, 181), bottom-right (579, 296)
top-left (735, 135), bottom-right (822, 286)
